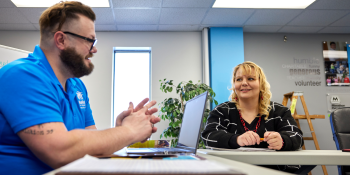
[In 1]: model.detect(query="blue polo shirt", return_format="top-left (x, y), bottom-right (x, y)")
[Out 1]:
top-left (0, 45), bottom-right (95, 175)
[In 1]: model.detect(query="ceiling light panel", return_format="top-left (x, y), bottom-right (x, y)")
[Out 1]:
top-left (11, 0), bottom-right (109, 7)
top-left (213, 0), bottom-right (316, 9)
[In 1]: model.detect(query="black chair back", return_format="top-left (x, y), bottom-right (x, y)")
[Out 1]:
top-left (330, 108), bottom-right (350, 175)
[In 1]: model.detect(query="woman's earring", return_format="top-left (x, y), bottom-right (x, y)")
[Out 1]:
top-left (261, 95), bottom-right (263, 100)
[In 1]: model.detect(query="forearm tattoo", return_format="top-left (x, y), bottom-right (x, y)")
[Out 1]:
top-left (23, 124), bottom-right (54, 135)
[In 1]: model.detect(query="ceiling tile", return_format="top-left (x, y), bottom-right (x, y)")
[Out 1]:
top-left (202, 9), bottom-right (255, 25)
top-left (159, 8), bottom-right (207, 24)
top-left (0, 23), bottom-right (36, 30)
top-left (112, 0), bottom-right (162, 8)
top-left (17, 8), bottom-right (46, 23)
top-left (114, 9), bottom-right (160, 24)
top-left (288, 10), bottom-right (349, 26)
top-left (33, 23), bottom-right (40, 30)
top-left (245, 9), bottom-right (302, 25)
top-left (278, 26), bottom-right (323, 33)
top-left (0, 0), bottom-right (16, 7)
top-left (117, 25), bottom-right (158, 31)
top-left (19, 7), bottom-right (116, 25)
top-left (330, 13), bottom-right (350, 27)
top-left (243, 26), bottom-right (281, 33)
top-left (159, 25), bottom-right (199, 31)
top-left (318, 27), bottom-right (350, 34)
top-left (92, 8), bottom-right (115, 25)
top-left (308, 0), bottom-right (350, 10)
top-left (0, 8), bottom-right (30, 23)
top-left (96, 24), bottom-right (117, 31)
top-left (162, 0), bottom-right (215, 8)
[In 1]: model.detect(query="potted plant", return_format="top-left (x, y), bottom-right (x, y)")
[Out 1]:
top-left (158, 79), bottom-right (218, 148)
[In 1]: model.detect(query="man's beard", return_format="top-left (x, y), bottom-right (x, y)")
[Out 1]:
top-left (59, 47), bottom-right (94, 78)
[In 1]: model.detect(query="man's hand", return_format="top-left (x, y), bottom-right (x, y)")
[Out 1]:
top-left (264, 131), bottom-right (283, 150)
top-left (120, 100), bottom-right (160, 143)
top-left (115, 98), bottom-right (159, 128)
top-left (131, 98), bottom-right (160, 133)
top-left (237, 131), bottom-right (261, 146)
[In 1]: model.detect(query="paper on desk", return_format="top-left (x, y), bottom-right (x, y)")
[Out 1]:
top-left (59, 155), bottom-right (237, 174)
top-left (237, 147), bottom-right (276, 152)
top-left (206, 147), bottom-right (275, 152)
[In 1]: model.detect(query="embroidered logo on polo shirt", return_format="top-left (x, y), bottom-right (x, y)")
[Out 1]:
top-left (76, 91), bottom-right (86, 109)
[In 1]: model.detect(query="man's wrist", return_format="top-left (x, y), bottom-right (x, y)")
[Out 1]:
top-left (118, 125), bottom-right (138, 143)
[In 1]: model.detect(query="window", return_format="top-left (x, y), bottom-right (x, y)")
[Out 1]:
top-left (112, 47), bottom-right (151, 127)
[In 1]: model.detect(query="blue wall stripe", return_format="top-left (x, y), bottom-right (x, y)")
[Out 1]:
top-left (209, 27), bottom-right (244, 108)
top-left (347, 44), bottom-right (350, 75)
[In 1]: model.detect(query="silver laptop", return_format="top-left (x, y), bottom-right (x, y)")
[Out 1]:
top-left (126, 91), bottom-right (208, 155)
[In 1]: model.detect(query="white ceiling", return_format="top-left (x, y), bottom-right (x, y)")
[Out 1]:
top-left (0, 0), bottom-right (350, 33)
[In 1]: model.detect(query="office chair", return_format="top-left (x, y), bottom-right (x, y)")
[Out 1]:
top-left (330, 108), bottom-right (350, 175)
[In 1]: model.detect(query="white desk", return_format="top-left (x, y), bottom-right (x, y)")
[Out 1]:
top-left (197, 153), bottom-right (292, 175)
top-left (44, 153), bottom-right (293, 175)
top-left (198, 149), bottom-right (350, 165)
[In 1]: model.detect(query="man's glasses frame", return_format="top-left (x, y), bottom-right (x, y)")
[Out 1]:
top-left (63, 31), bottom-right (97, 51)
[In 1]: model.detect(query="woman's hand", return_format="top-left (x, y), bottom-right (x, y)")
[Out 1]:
top-left (264, 131), bottom-right (283, 150)
top-left (237, 131), bottom-right (261, 146)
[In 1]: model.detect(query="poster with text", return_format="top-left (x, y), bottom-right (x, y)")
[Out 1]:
top-left (323, 41), bottom-right (349, 86)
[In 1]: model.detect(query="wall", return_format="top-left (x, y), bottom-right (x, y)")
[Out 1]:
top-left (0, 31), bottom-right (202, 140)
top-left (1, 30), bottom-right (348, 175)
top-left (209, 27), bottom-right (244, 107)
top-left (245, 33), bottom-right (350, 175)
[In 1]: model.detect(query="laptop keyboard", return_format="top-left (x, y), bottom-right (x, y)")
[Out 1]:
top-left (149, 148), bottom-right (191, 153)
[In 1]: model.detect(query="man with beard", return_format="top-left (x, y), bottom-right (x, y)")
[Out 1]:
top-left (0, 1), bottom-right (160, 175)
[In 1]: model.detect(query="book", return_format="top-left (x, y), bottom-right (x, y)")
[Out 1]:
top-left (128, 140), bottom-right (171, 148)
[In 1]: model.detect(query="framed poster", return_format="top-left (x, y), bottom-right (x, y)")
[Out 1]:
top-left (323, 41), bottom-right (349, 86)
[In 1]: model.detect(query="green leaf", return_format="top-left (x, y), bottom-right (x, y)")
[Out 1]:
top-left (158, 79), bottom-right (218, 149)
top-left (164, 78), bottom-right (166, 81)
top-left (175, 120), bottom-right (181, 127)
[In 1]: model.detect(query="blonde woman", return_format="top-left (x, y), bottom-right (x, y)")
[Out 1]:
top-left (202, 61), bottom-right (304, 151)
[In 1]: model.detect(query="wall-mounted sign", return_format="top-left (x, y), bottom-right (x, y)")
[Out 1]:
top-left (326, 94), bottom-right (349, 112)
top-left (323, 41), bottom-right (349, 87)
top-left (330, 95), bottom-right (340, 104)
top-left (282, 57), bottom-right (322, 87)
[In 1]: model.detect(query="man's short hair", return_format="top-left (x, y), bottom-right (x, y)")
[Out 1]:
top-left (330, 42), bottom-right (336, 45)
top-left (39, 1), bottom-right (96, 39)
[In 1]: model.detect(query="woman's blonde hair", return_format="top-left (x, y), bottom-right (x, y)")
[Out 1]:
top-left (229, 61), bottom-right (272, 119)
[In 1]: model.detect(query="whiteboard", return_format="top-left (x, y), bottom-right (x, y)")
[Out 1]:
top-left (0, 44), bottom-right (31, 69)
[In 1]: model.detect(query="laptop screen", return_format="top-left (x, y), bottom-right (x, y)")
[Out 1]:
top-left (177, 92), bottom-right (207, 149)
